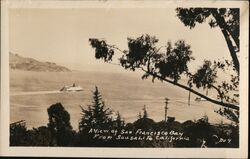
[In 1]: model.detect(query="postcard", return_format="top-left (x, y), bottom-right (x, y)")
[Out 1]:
top-left (0, 0), bottom-right (249, 158)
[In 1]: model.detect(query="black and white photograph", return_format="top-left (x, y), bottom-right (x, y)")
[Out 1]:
top-left (0, 0), bottom-right (249, 158)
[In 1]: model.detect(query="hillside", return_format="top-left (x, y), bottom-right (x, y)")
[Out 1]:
top-left (9, 53), bottom-right (71, 72)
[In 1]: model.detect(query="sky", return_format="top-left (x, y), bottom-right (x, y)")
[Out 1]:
top-left (9, 8), bottom-right (231, 73)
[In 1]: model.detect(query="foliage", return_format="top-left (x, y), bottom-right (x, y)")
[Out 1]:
top-left (88, 8), bottom-right (240, 120)
top-left (9, 87), bottom-right (239, 148)
top-left (10, 82), bottom-right (240, 147)
top-left (77, 86), bottom-right (113, 146)
top-left (89, 39), bottom-right (114, 62)
top-left (29, 126), bottom-right (52, 146)
top-left (89, 34), bottom-right (239, 116)
top-left (176, 8), bottom-right (239, 74)
top-left (112, 111), bottom-right (125, 129)
top-left (10, 123), bottom-right (52, 146)
top-left (79, 86), bottom-right (113, 132)
top-left (192, 60), bottom-right (217, 89)
top-left (215, 107), bottom-right (239, 123)
top-left (175, 8), bottom-right (240, 113)
top-left (47, 103), bottom-right (73, 146)
top-left (10, 115), bottom-right (239, 147)
top-left (10, 122), bottom-right (28, 146)
top-left (133, 106), bottom-right (154, 130)
top-left (88, 9), bottom-right (241, 124)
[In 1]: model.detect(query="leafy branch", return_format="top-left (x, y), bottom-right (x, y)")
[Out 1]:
top-left (176, 8), bottom-right (240, 74)
top-left (88, 34), bottom-right (239, 111)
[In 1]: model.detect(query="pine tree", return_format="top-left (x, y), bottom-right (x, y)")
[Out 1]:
top-left (133, 105), bottom-right (154, 131)
top-left (79, 86), bottom-right (113, 132)
top-left (113, 111), bottom-right (124, 129)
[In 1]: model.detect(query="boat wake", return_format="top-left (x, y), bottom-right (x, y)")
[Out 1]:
top-left (10, 90), bottom-right (63, 96)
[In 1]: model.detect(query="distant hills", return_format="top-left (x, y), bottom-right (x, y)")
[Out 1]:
top-left (10, 53), bottom-right (71, 72)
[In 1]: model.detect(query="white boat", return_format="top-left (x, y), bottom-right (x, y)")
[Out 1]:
top-left (195, 95), bottom-right (214, 102)
top-left (60, 83), bottom-right (83, 92)
top-left (195, 97), bottom-right (207, 102)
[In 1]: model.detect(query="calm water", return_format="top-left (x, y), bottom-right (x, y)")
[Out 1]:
top-left (10, 70), bottom-right (230, 130)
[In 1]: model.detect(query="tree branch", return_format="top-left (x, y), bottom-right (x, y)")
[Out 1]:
top-left (141, 68), bottom-right (239, 110)
top-left (155, 45), bottom-right (168, 54)
top-left (107, 44), bottom-right (126, 54)
top-left (225, 26), bottom-right (239, 50)
top-left (98, 40), bottom-right (239, 110)
top-left (210, 85), bottom-right (224, 102)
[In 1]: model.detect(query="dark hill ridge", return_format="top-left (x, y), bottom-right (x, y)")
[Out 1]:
top-left (10, 53), bottom-right (71, 72)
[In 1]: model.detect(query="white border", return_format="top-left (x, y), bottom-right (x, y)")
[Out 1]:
top-left (1, 0), bottom-right (249, 158)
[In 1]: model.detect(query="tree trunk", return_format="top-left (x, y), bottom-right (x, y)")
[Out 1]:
top-left (211, 9), bottom-right (240, 74)
top-left (220, 28), bottom-right (240, 74)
